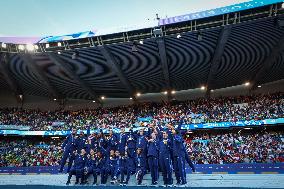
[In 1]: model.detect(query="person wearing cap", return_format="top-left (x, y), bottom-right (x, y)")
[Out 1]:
top-left (59, 128), bottom-right (78, 173)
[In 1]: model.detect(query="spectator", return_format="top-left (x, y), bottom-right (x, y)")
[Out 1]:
top-left (0, 130), bottom-right (283, 167)
top-left (0, 139), bottom-right (62, 167)
top-left (185, 131), bottom-right (284, 164)
top-left (0, 93), bottom-right (282, 131)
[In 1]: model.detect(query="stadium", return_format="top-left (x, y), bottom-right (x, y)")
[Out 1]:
top-left (0, 0), bottom-right (284, 188)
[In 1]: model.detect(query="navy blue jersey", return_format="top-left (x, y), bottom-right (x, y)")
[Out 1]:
top-left (147, 139), bottom-right (159, 157)
top-left (73, 154), bottom-right (87, 170)
top-left (159, 138), bottom-right (172, 156)
top-left (62, 134), bottom-right (77, 150)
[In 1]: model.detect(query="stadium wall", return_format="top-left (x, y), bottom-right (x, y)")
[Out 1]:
top-left (0, 164), bottom-right (283, 175)
top-left (211, 79), bottom-right (284, 98)
top-left (1, 174), bottom-right (284, 188)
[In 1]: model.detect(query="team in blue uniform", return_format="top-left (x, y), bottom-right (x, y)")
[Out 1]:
top-left (62, 120), bottom-right (196, 186)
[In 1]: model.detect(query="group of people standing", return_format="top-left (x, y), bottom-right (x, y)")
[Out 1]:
top-left (59, 119), bottom-right (195, 186)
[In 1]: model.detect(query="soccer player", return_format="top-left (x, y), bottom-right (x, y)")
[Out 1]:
top-left (147, 132), bottom-right (159, 186)
top-left (159, 131), bottom-right (173, 186)
top-left (59, 128), bottom-right (77, 173)
top-left (84, 149), bottom-right (98, 185)
top-left (135, 148), bottom-right (147, 185)
top-left (66, 148), bottom-right (87, 185)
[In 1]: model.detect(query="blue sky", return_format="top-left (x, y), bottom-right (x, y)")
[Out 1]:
top-left (0, 0), bottom-right (248, 36)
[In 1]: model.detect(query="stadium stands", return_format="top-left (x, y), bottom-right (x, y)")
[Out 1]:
top-left (0, 139), bottom-right (62, 167)
top-left (186, 131), bottom-right (284, 164)
top-left (0, 93), bottom-right (282, 131)
top-left (1, 129), bottom-right (283, 168)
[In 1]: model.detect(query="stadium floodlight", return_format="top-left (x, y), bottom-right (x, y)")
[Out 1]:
top-left (101, 96), bottom-right (105, 100)
top-left (1, 43), bottom-right (7, 48)
top-left (244, 82), bottom-right (250, 86)
top-left (153, 27), bottom-right (163, 37)
top-left (156, 13), bottom-right (160, 21)
top-left (58, 42), bottom-right (62, 47)
top-left (171, 90), bottom-right (176, 94)
top-left (136, 92), bottom-right (141, 97)
top-left (18, 45), bottom-right (25, 50)
top-left (45, 44), bottom-right (50, 48)
top-left (258, 85), bottom-right (262, 88)
top-left (26, 44), bottom-right (35, 51)
top-left (201, 86), bottom-right (206, 90)
top-left (177, 34), bottom-right (181, 39)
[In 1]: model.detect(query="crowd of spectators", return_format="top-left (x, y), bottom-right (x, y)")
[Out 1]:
top-left (0, 93), bottom-right (283, 131)
top-left (0, 130), bottom-right (283, 167)
top-left (0, 93), bottom-right (283, 167)
top-left (186, 131), bottom-right (284, 164)
top-left (0, 139), bottom-right (62, 167)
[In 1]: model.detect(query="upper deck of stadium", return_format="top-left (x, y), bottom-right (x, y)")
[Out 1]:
top-left (0, 0), bottom-right (284, 107)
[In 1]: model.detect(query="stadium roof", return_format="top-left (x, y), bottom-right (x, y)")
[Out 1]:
top-left (0, 3), bottom-right (284, 103)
